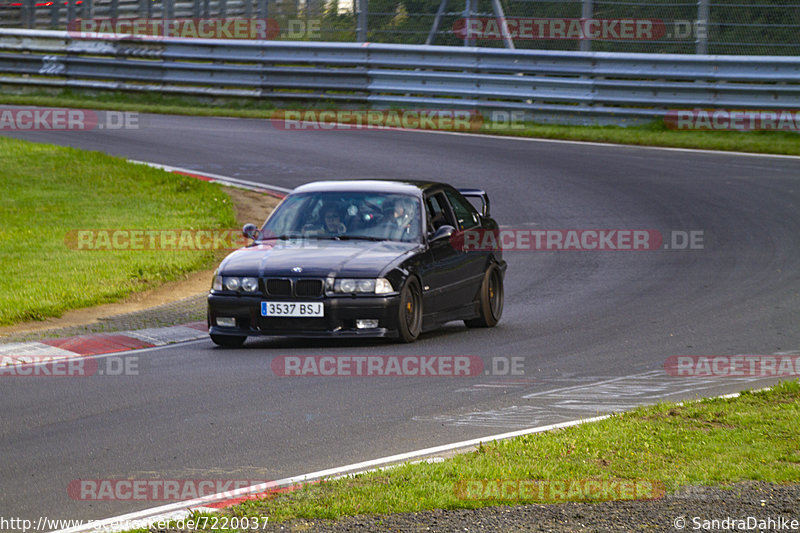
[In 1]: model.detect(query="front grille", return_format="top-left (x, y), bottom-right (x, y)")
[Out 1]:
top-left (295, 279), bottom-right (324, 297)
top-left (264, 278), bottom-right (324, 297)
top-left (266, 278), bottom-right (291, 296)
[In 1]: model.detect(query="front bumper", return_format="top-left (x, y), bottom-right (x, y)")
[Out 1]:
top-left (207, 293), bottom-right (401, 339)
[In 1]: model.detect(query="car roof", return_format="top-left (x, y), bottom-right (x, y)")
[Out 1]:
top-left (291, 179), bottom-right (445, 197)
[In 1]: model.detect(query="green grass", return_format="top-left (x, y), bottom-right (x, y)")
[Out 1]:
top-left (2, 89), bottom-right (800, 156)
top-left (161, 381), bottom-right (800, 528)
top-left (482, 120), bottom-right (800, 156)
top-left (0, 136), bottom-right (237, 325)
top-left (0, 90), bottom-right (279, 118)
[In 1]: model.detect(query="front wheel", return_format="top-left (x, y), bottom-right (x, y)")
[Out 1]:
top-left (465, 263), bottom-right (503, 328)
top-left (210, 334), bottom-right (247, 348)
top-left (396, 277), bottom-right (423, 343)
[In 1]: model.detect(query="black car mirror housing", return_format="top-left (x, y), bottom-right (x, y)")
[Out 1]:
top-left (430, 224), bottom-right (456, 242)
top-left (243, 223), bottom-right (259, 242)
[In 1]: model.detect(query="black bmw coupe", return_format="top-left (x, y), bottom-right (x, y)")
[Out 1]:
top-left (207, 180), bottom-right (506, 346)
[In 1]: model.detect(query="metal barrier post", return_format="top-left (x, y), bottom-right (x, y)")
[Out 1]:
top-left (696, 0), bottom-right (709, 54)
top-left (66, 0), bottom-right (75, 25)
top-left (357, 0), bottom-right (367, 42)
top-left (580, 0), bottom-right (592, 52)
top-left (49, 1), bottom-right (59, 27)
top-left (21, 0), bottom-right (35, 28)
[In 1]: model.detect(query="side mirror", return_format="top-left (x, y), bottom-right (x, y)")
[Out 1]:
top-left (430, 224), bottom-right (455, 242)
top-left (243, 223), bottom-right (259, 242)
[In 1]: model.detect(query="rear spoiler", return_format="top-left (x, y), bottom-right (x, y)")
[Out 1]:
top-left (458, 188), bottom-right (491, 217)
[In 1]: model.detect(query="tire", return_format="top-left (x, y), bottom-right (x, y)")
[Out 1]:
top-left (465, 263), bottom-right (503, 328)
top-left (210, 334), bottom-right (247, 348)
top-left (396, 276), bottom-right (423, 343)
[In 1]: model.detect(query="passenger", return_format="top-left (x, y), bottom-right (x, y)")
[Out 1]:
top-left (385, 198), bottom-right (419, 240)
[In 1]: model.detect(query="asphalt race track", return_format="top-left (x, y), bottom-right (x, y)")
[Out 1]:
top-left (2, 114), bottom-right (800, 524)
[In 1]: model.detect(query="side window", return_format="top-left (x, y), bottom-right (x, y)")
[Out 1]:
top-left (444, 189), bottom-right (480, 230)
top-left (425, 193), bottom-right (454, 232)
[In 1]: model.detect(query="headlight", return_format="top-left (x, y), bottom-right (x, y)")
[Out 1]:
top-left (214, 275), bottom-right (259, 293)
top-left (224, 277), bottom-right (241, 291)
top-left (241, 277), bottom-right (259, 292)
top-left (356, 279), bottom-right (376, 292)
top-left (375, 278), bottom-right (393, 294)
top-left (338, 279), bottom-right (356, 293)
top-left (333, 278), bottom-right (393, 294)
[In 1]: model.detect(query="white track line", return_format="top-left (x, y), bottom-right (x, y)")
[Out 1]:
top-left (50, 414), bottom-right (610, 533)
top-left (397, 127), bottom-right (800, 160)
top-left (127, 160), bottom-right (293, 194)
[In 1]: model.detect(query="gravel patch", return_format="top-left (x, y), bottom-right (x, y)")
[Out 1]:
top-left (166, 482), bottom-right (799, 532)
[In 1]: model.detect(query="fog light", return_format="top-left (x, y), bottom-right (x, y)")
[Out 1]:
top-left (356, 319), bottom-right (379, 329)
top-left (216, 317), bottom-right (236, 327)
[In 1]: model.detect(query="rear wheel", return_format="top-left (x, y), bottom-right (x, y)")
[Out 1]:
top-left (210, 334), bottom-right (247, 348)
top-left (396, 277), bottom-right (423, 343)
top-left (465, 263), bottom-right (503, 328)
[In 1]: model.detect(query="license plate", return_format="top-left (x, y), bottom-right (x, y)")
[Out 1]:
top-left (261, 301), bottom-right (324, 318)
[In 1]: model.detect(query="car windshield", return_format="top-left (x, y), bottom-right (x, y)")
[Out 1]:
top-left (260, 191), bottom-right (423, 243)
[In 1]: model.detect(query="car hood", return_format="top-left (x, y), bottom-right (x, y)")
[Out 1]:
top-left (219, 239), bottom-right (421, 278)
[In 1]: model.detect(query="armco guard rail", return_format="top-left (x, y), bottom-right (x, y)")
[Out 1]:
top-left (1, 28), bottom-right (799, 123)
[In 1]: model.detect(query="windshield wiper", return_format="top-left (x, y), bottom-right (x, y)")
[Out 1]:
top-left (259, 234), bottom-right (299, 240)
top-left (262, 234), bottom-right (387, 242)
top-left (334, 235), bottom-right (385, 241)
